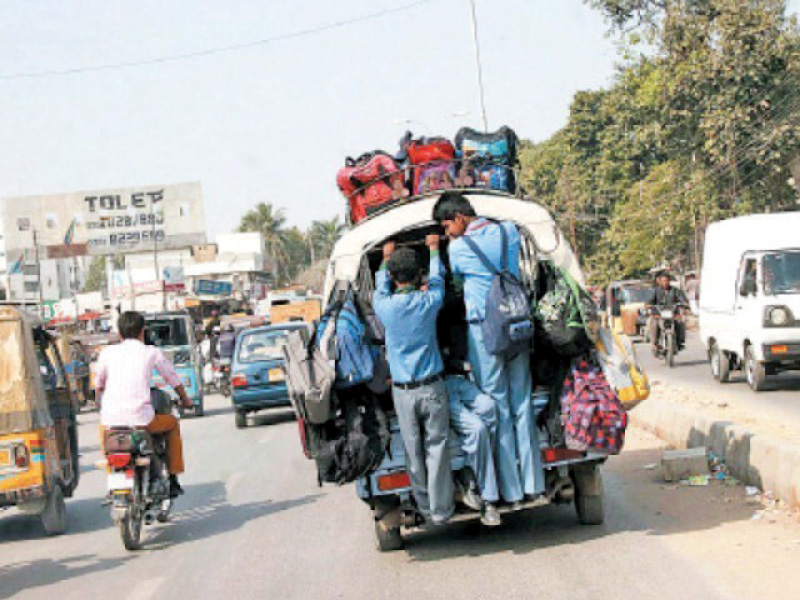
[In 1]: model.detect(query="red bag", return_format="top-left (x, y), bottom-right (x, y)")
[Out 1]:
top-left (560, 357), bottom-right (627, 454)
top-left (336, 152), bottom-right (406, 223)
top-left (407, 138), bottom-right (455, 165)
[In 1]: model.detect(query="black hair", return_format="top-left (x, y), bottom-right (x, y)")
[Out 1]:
top-left (118, 311), bottom-right (145, 340)
top-left (655, 270), bottom-right (671, 281)
top-left (432, 191), bottom-right (476, 223)
top-left (387, 247), bottom-right (421, 285)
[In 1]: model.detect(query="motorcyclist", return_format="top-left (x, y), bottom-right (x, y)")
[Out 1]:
top-left (647, 271), bottom-right (688, 354)
top-left (218, 324), bottom-right (237, 364)
top-left (96, 311), bottom-right (193, 497)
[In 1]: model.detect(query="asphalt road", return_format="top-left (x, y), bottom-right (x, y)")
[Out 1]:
top-left (2, 394), bottom-right (799, 600)
top-left (635, 330), bottom-right (800, 426)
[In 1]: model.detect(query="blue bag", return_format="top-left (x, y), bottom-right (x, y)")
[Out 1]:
top-left (463, 223), bottom-right (533, 357)
top-left (317, 298), bottom-right (377, 389)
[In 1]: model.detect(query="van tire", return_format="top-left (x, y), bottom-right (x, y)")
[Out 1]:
top-left (235, 410), bottom-right (248, 429)
top-left (710, 342), bottom-right (730, 383)
top-left (572, 464), bottom-right (604, 525)
top-left (745, 345), bottom-right (767, 392)
top-left (40, 485), bottom-right (67, 536)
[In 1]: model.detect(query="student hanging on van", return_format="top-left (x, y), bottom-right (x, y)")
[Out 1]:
top-left (433, 191), bottom-right (544, 506)
top-left (373, 235), bottom-right (455, 525)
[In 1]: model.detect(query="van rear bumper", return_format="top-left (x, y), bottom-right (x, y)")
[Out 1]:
top-left (763, 342), bottom-right (800, 368)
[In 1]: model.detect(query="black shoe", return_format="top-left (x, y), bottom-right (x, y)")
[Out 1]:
top-left (169, 476), bottom-right (184, 498)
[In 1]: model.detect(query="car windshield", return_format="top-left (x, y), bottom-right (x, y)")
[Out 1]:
top-left (238, 329), bottom-right (294, 362)
top-left (146, 318), bottom-right (190, 348)
top-left (763, 250), bottom-right (800, 295)
top-left (620, 286), bottom-right (655, 304)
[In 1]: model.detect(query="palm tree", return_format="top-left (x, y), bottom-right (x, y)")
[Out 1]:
top-left (238, 202), bottom-right (289, 285)
top-left (309, 216), bottom-right (347, 261)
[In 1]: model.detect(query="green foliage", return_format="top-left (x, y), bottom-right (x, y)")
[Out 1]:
top-left (82, 256), bottom-right (107, 292)
top-left (522, 1), bottom-right (800, 284)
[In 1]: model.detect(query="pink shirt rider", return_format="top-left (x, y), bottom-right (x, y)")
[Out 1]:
top-left (97, 339), bottom-right (182, 428)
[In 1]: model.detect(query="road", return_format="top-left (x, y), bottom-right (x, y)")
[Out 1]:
top-left (2, 394), bottom-right (799, 600)
top-left (636, 330), bottom-right (800, 429)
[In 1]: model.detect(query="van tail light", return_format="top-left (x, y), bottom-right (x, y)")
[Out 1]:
top-left (107, 453), bottom-right (132, 469)
top-left (542, 447), bottom-right (585, 464)
top-left (232, 373), bottom-right (248, 388)
top-left (377, 471), bottom-right (411, 491)
top-left (13, 444), bottom-right (30, 469)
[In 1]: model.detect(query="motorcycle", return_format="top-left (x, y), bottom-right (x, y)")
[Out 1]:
top-left (217, 358), bottom-right (231, 397)
top-left (650, 305), bottom-right (684, 368)
top-left (103, 390), bottom-right (176, 551)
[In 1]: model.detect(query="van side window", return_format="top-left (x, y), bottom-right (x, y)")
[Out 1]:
top-left (739, 258), bottom-right (757, 296)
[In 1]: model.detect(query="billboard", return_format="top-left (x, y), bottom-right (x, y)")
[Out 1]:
top-left (194, 279), bottom-right (233, 296)
top-left (1, 182), bottom-right (206, 256)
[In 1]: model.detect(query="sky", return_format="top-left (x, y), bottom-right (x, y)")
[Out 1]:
top-left (1, 0), bottom-right (798, 241)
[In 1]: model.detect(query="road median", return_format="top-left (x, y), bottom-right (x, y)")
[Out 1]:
top-left (630, 387), bottom-right (800, 510)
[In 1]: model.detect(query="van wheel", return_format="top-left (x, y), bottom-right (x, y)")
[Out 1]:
top-left (40, 485), bottom-right (67, 536)
top-left (194, 400), bottom-right (204, 418)
top-left (745, 345), bottom-right (767, 392)
top-left (572, 464), bottom-right (604, 525)
top-left (235, 411), bottom-right (247, 429)
top-left (710, 342), bottom-right (730, 383)
top-left (374, 519), bottom-right (404, 552)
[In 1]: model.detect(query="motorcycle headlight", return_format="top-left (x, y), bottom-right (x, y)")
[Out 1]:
top-left (764, 306), bottom-right (794, 327)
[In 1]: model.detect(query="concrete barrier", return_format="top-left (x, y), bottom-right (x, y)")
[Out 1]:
top-left (630, 397), bottom-right (800, 509)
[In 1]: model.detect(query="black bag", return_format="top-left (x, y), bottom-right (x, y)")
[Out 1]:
top-left (304, 385), bottom-right (390, 485)
top-left (454, 126), bottom-right (518, 164)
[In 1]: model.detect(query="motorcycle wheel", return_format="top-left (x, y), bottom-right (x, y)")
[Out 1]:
top-left (120, 506), bottom-right (142, 551)
top-left (666, 332), bottom-right (676, 367)
top-left (221, 381), bottom-right (231, 397)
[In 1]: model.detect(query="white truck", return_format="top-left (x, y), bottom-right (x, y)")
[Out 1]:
top-left (699, 212), bottom-right (800, 391)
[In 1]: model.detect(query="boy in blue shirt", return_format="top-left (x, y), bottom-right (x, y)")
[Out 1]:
top-left (433, 191), bottom-right (544, 506)
top-left (373, 235), bottom-right (454, 525)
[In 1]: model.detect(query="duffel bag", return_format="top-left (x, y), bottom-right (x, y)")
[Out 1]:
top-left (407, 137), bottom-right (456, 165)
top-left (454, 125), bottom-right (518, 163)
top-left (415, 161), bottom-right (457, 195)
top-left (336, 152), bottom-right (407, 223)
top-left (560, 357), bottom-right (628, 454)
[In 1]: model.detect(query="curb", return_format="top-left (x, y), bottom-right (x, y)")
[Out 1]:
top-left (630, 397), bottom-right (800, 509)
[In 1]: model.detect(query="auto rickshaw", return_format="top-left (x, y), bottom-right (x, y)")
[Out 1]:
top-left (605, 280), bottom-right (655, 338)
top-left (0, 307), bottom-right (80, 535)
top-left (145, 311), bottom-right (205, 416)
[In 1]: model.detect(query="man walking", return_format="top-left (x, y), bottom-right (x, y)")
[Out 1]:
top-left (433, 191), bottom-right (544, 505)
top-left (373, 235), bottom-right (454, 525)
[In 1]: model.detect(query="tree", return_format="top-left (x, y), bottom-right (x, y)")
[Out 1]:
top-left (82, 256), bottom-right (107, 292)
top-left (309, 216), bottom-right (346, 261)
top-left (282, 227), bottom-right (311, 283)
top-left (238, 202), bottom-right (289, 286)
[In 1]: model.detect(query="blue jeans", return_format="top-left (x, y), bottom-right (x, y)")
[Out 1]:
top-left (467, 323), bottom-right (544, 501)
top-left (446, 376), bottom-right (499, 504)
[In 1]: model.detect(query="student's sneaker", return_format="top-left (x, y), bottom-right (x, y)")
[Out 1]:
top-left (480, 503), bottom-right (502, 527)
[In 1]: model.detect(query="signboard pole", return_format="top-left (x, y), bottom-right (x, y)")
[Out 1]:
top-left (33, 229), bottom-right (44, 318)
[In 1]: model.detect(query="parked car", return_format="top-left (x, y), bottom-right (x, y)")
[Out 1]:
top-left (699, 212), bottom-right (800, 391)
top-left (230, 323), bottom-right (307, 428)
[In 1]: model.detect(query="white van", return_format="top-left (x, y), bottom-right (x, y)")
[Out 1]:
top-left (699, 212), bottom-right (800, 391)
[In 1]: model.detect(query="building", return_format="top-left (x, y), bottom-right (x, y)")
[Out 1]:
top-left (184, 232), bottom-right (272, 301)
top-left (0, 182), bottom-right (206, 305)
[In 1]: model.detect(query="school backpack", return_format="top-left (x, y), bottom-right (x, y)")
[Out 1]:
top-left (462, 222), bottom-right (533, 357)
top-left (415, 162), bottom-right (457, 195)
top-left (535, 262), bottom-right (597, 357)
top-left (336, 151), bottom-right (406, 223)
top-left (300, 386), bottom-right (391, 485)
top-left (283, 322), bottom-right (336, 425)
top-left (470, 159), bottom-right (516, 193)
top-left (560, 357), bottom-right (627, 454)
top-left (454, 126), bottom-right (518, 163)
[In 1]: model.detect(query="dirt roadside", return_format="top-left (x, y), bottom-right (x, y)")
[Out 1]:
top-left (613, 427), bottom-right (800, 600)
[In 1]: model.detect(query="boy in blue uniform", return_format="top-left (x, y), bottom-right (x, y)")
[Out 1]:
top-left (373, 235), bottom-right (454, 525)
top-left (433, 191), bottom-right (544, 506)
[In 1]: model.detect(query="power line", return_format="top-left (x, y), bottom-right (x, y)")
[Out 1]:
top-left (0, 1), bottom-right (430, 81)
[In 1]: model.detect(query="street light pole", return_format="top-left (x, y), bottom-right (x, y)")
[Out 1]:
top-left (151, 200), bottom-right (165, 311)
top-left (32, 228), bottom-right (44, 318)
top-left (468, 0), bottom-right (489, 132)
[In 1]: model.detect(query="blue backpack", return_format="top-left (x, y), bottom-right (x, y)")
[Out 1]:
top-left (317, 297), bottom-right (377, 389)
top-left (463, 223), bottom-right (533, 358)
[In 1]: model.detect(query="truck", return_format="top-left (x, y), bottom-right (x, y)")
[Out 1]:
top-left (699, 212), bottom-right (800, 391)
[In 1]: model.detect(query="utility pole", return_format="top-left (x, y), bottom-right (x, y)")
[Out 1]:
top-left (151, 200), bottom-right (165, 311)
top-left (32, 229), bottom-right (44, 318)
top-left (468, 0), bottom-right (489, 132)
